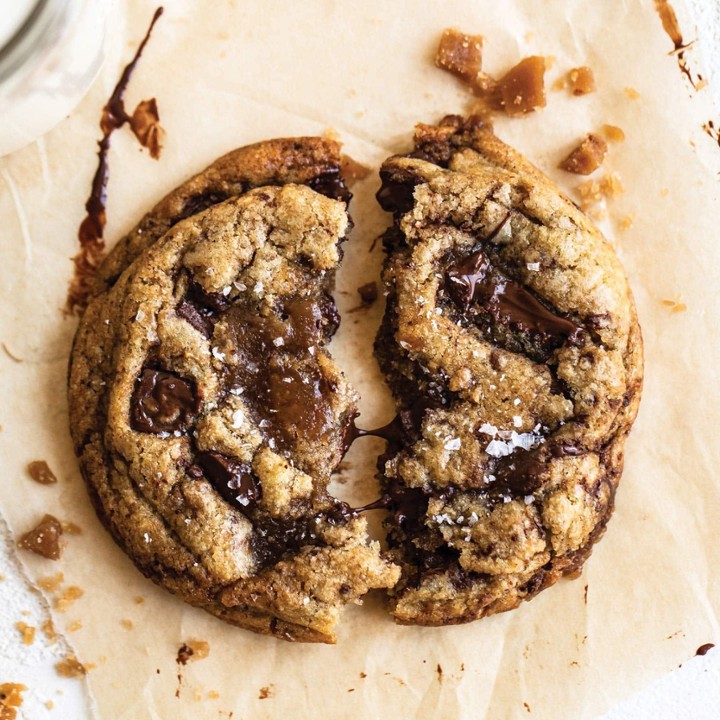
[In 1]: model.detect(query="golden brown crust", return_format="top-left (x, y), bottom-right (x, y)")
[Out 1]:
top-left (93, 137), bottom-right (348, 294)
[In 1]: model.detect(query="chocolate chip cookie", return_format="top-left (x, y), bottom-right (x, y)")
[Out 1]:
top-left (68, 144), bottom-right (398, 643)
top-left (374, 116), bottom-right (642, 625)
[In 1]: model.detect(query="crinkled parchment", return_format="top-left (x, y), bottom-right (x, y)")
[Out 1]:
top-left (0, 1), bottom-right (718, 718)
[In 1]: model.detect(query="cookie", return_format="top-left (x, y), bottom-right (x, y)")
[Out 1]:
top-left (93, 137), bottom-right (352, 296)
top-left (69, 168), bottom-right (398, 642)
top-left (373, 116), bottom-right (642, 625)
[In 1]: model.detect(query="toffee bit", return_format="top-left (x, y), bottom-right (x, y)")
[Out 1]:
top-left (0, 684), bottom-right (27, 719)
top-left (18, 514), bottom-right (64, 560)
top-left (559, 133), bottom-right (608, 175)
top-left (566, 66), bottom-right (596, 95)
top-left (27, 460), bottom-right (58, 485)
top-left (55, 655), bottom-right (87, 679)
top-left (54, 586), bottom-right (84, 612)
top-left (435, 29), bottom-right (484, 84)
top-left (15, 621), bottom-right (36, 645)
top-left (601, 124), bottom-right (625, 142)
top-left (496, 56), bottom-right (547, 116)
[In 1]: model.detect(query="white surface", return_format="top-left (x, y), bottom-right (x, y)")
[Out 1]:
top-left (0, 512), bottom-right (94, 718)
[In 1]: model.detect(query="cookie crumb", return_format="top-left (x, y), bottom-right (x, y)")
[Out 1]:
top-left (560, 134), bottom-right (607, 175)
top-left (624, 87), bottom-right (640, 100)
top-left (27, 460), bottom-right (58, 485)
top-left (55, 655), bottom-right (87, 679)
top-left (662, 296), bottom-right (687, 314)
top-left (566, 67), bottom-right (596, 95)
top-left (0, 684), bottom-right (27, 719)
top-left (134, 595), bottom-right (145, 604)
top-left (18, 514), bottom-right (64, 560)
top-left (601, 124), bottom-right (625, 143)
top-left (258, 685), bottom-right (275, 700)
top-left (54, 586), bottom-right (84, 612)
top-left (67, 620), bottom-right (83, 633)
top-left (38, 573), bottom-right (64, 592)
top-left (15, 621), bottom-right (35, 645)
top-left (120, 618), bottom-right (134, 630)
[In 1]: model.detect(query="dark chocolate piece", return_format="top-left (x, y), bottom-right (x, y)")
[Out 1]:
top-left (130, 369), bottom-right (200, 434)
top-left (196, 451), bottom-right (260, 512)
top-left (307, 168), bottom-right (352, 204)
top-left (447, 246), bottom-right (585, 346)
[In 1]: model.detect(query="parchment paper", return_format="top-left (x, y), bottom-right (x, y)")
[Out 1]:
top-left (1, 1), bottom-right (719, 718)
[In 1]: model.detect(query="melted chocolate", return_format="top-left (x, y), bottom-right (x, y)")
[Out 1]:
top-left (176, 279), bottom-right (231, 337)
top-left (342, 399), bottom-right (437, 456)
top-left (130, 369), bottom-right (200, 434)
top-left (307, 168), bottom-right (352, 203)
top-left (446, 243), bottom-right (585, 348)
top-left (251, 515), bottom-right (321, 569)
top-left (222, 296), bottom-right (336, 452)
top-left (696, 643), bottom-right (715, 657)
top-left (654, 0), bottom-right (702, 89)
top-left (66, 7), bottom-right (164, 316)
top-left (196, 451), bottom-right (260, 511)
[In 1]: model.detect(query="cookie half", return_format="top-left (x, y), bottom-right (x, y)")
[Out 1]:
top-left (69, 176), bottom-right (398, 643)
top-left (374, 116), bottom-right (642, 625)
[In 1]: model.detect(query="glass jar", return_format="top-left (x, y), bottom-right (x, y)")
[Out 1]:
top-left (0, 0), bottom-right (110, 157)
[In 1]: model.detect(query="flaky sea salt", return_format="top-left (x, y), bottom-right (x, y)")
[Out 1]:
top-left (231, 409), bottom-right (244, 429)
top-left (211, 347), bottom-right (225, 361)
top-left (526, 262), bottom-right (541, 271)
top-left (273, 337), bottom-right (284, 347)
top-left (444, 437), bottom-right (461, 451)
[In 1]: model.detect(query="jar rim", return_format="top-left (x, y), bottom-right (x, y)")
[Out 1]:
top-left (0, 0), bottom-right (59, 85)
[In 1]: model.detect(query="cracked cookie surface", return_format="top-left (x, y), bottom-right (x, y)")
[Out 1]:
top-left (69, 149), bottom-right (398, 643)
top-left (374, 116), bottom-right (642, 625)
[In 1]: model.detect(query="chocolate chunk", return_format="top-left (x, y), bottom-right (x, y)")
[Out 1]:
top-left (18, 515), bottom-right (64, 560)
top-left (251, 515), bottom-right (320, 568)
top-left (180, 191), bottom-right (230, 220)
top-left (185, 279), bottom-right (232, 313)
top-left (696, 643), bottom-right (715, 656)
top-left (307, 168), bottom-right (352, 204)
top-left (130, 369), bottom-right (200, 434)
top-left (376, 169), bottom-right (424, 214)
top-left (446, 245), bottom-right (585, 347)
top-left (176, 300), bottom-right (214, 337)
top-left (196, 451), bottom-right (260, 512)
top-left (27, 461), bottom-right (58, 485)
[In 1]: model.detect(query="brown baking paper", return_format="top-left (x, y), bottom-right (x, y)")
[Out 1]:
top-left (1, 1), bottom-right (719, 717)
